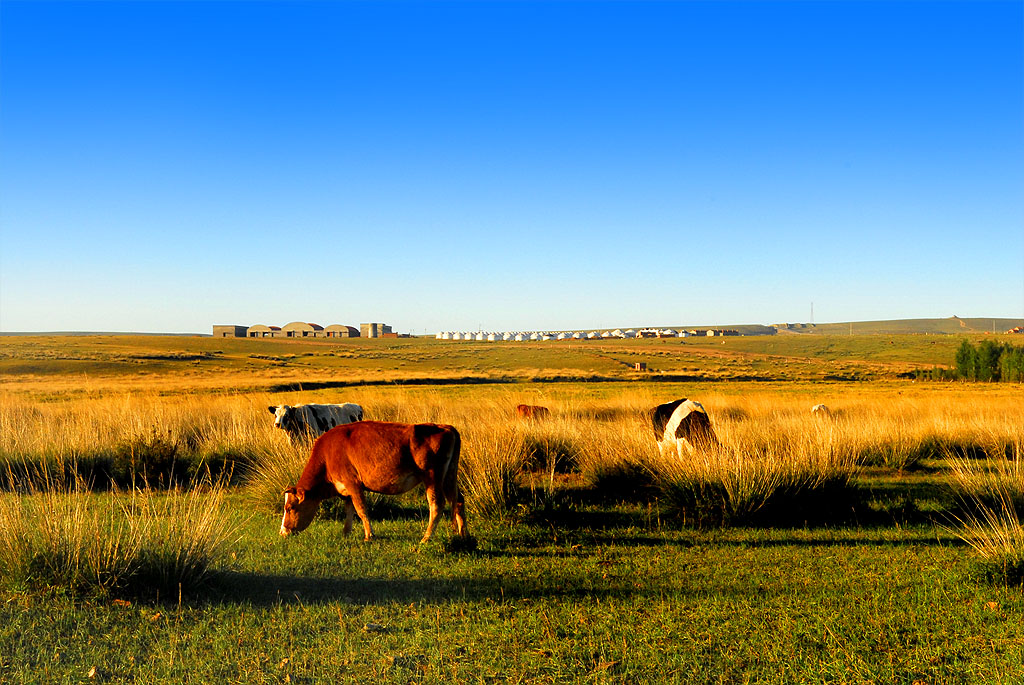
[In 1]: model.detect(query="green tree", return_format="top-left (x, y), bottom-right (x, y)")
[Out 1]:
top-left (1001, 344), bottom-right (1024, 382)
top-left (954, 339), bottom-right (978, 381)
top-left (977, 340), bottom-right (1003, 382)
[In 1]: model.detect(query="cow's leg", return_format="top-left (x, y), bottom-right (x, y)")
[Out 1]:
top-left (442, 455), bottom-right (467, 537)
top-left (343, 498), bottom-right (355, 536)
top-left (347, 487), bottom-right (374, 541)
top-left (451, 492), bottom-right (467, 537)
top-left (421, 476), bottom-right (442, 543)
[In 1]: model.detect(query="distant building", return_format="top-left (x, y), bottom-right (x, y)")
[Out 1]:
top-left (360, 323), bottom-right (393, 338)
top-left (212, 322), bottom-right (368, 339)
top-left (325, 324), bottom-right (360, 338)
top-left (247, 324), bottom-right (282, 338)
top-left (212, 325), bottom-right (248, 338)
top-left (282, 322), bottom-right (325, 338)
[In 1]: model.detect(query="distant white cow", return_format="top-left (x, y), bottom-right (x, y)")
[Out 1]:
top-left (811, 404), bottom-right (833, 418)
top-left (651, 398), bottom-right (719, 456)
top-left (268, 403), bottom-right (363, 445)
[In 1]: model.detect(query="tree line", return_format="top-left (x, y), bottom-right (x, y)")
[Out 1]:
top-left (916, 339), bottom-right (1024, 382)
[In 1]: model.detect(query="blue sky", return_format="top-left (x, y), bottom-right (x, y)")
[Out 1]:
top-left (1, 0), bottom-right (1021, 334)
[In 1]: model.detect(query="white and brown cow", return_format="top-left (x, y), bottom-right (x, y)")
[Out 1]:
top-left (280, 421), bottom-right (467, 544)
top-left (651, 398), bottom-right (719, 456)
top-left (268, 403), bottom-right (363, 445)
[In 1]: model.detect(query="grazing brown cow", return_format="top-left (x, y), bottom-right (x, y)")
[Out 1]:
top-left (279, 421), bottom-right (467, 544)
top-left (515, 404), bottom-right (551, 420)
top-left (650, 398), bottom-right (719, 455)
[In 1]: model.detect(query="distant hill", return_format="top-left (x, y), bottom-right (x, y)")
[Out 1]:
top-left (781, 317), bottom-right (1024, 336)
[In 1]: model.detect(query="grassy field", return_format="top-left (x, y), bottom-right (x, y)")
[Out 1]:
top-left (3, 330), bottom-right (1013, 395)
top-left (2, 333), bottom-right (1024, 682)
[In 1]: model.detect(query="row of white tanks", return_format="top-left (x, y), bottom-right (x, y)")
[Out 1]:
top-left (435, 329), bottom-right (686, 341)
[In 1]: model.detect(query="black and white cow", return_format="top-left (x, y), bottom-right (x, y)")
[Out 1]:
top-left (268, 403), bottom-right (363, 445)
top-left (650, 398), bottom-right (719, 455)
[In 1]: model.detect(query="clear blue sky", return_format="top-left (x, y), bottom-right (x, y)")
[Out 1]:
top-left (2, 0), bottom-right (1021, 334)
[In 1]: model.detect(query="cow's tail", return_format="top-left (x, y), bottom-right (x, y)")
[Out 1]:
top-left (438, 427), bottom-right (461, 505)
top-left (439, 427), bottom-right (466, 535)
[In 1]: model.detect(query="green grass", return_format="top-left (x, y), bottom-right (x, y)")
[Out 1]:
top-left (1, 506), bottom-right (1022, 683)
top-left (4, 334), bottom-right (1024, 682)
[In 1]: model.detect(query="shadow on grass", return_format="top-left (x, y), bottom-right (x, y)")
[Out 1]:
top-left (203, 569), bottom-right (650, 608)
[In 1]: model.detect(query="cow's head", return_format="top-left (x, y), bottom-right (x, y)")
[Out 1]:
top-left (280, 486), bottom-right (320, 536)
top-left (268, 405), bottom-right (297, 432)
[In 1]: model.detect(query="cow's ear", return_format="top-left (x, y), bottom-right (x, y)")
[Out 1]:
top-left (268, 406), bottom-right (278, 415)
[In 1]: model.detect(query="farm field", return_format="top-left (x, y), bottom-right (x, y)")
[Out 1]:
top-left (2, 333), bottom-right (1024, 682)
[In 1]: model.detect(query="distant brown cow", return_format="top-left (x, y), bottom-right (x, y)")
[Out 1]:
top-left (279, 421), bottom-right (467, 544)
top-left (515, 404), bottom-right (551, 420)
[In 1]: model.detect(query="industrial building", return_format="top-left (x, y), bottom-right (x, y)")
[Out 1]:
top-left (360, 323), bottom-right (393, 338)
top-left (212, 322), bottom-right (391, 339)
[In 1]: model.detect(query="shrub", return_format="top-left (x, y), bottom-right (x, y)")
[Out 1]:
top-left (652, 421), bottom-right (860, 527)
top-left (243, 442), bottom-right (309, 513)
top-left (951, 490), bottom-right (1024, 586)
top-left (949, 444), bottom-right (1024, 514)
top-left (518, 419), bottom-right (584, 474)
top-left (0, 474), bottom-right (237, 596)
top-left (459, 426), bottom-right (527, 520)
top-left (575, 423), bottom-right (659, 502)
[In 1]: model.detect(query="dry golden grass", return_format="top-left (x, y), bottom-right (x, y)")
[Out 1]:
top-left (0, 473), bottom-right (238, 594)
top-left (3, 382), bottom-right (1024, 529)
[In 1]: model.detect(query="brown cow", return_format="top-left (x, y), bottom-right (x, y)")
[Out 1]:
top-left (279, 421), bottom-right (467, 543)
top-left (515, 404), bottom-right (551, 420)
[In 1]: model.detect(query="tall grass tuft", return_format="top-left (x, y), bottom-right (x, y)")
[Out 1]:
top-left (0, 472), bottom-right (237, 596)
top-left (948, 443), bottom-right (1024, 584)
top-left (243, 441), bottom-right (310, 513)
top-left (575, 421), bottom-right (659, 502)
top-left (129, 479), bottom-right (239, 593)
top-left (949, 443), bottom-right (1024, 512)
top-left (951, 484), bottom-right (1024, 586)
top-left (459, 425), bottom-right (526, 520)
top-left (0, 477), bottom-right (139, 593)
top-left (652, 418), bottom-right (860, 527)
top-left (518, 417), bottom-right (585, 473)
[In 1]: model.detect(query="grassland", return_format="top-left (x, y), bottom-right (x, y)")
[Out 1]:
top-left (2, 333), bottom-right (1024, 682)
top-left (0, 330), bottom-right (1003, 396)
